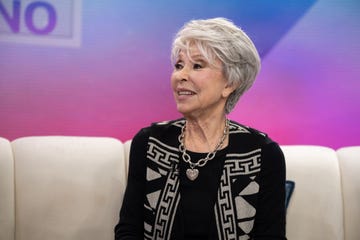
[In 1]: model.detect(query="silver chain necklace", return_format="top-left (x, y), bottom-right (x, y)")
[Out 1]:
top-left (178, 119), bottom-right (229, 181)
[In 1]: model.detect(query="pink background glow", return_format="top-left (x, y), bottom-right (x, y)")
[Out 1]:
top-left (1, 0), bottom-right (359, 148)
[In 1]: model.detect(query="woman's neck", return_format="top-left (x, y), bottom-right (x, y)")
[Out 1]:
top-left (184, 115), bottom-right (228, 153)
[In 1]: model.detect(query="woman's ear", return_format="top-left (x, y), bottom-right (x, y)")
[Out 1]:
top-left (222, 82), bottom-right (238, 98)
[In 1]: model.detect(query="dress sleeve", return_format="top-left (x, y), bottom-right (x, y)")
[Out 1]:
top-left (253, 141), bottom-right (287, 240)
top-left (114, 128), bottom-right (149, 240)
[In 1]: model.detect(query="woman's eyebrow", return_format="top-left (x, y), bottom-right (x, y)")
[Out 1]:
top-left (190, 54), bottom-right (204, 59)
top-left (191, 56), bottom-right (207, 63)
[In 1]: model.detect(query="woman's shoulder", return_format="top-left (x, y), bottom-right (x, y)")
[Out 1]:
top-left (228, 120), bottom-right (283, 163)
top-left (228, 119), bottom-right (275, 146)
top-left (152, 118), bottom-right (185, 128)
top-left (229, 120), bottom-right (267, 136)
top-left (134, 118), bottom-right (184, 140)
top-left (140, 118), bottom-right (184, 131)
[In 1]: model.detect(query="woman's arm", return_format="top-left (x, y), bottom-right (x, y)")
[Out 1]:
top-left (253, 141), bottom-right (287, 240)
top-left (114, 129), bottom-right (149, 240)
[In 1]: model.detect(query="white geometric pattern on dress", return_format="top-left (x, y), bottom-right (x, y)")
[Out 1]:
top-left (238, 220), bottom-right (254, 234)
top-left (147, 137), bottom-right (178, 169)
top-left (144, 136), bottom-right (180, 240)
top-left (147, 190), bottom-right (161, 209)
top-left (147, 168), bottom-right (162, 181)
top-left (240, 181), bottom-right (259, 195)
top-left (215, 149), bottom-right (261, 240)
top-left (153, 171), bottom-right (180, 240)
top-left (235, 195), bottom-right (256, 219)
top-left (225, 150), bottom-right (261, 175)
top-left (228, 121), bottom-right (251, 134)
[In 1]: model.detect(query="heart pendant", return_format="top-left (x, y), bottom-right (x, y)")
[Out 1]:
top-left (186, 168), bottom-right (199, 181)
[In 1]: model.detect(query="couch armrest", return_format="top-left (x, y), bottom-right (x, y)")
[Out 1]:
top-left (337, 146), bottom-right (360, 240)
top-left (0, 137), bottom-right (15, 240)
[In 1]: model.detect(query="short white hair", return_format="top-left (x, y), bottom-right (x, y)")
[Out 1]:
top-left (171, 17), bottom-right (261, 113)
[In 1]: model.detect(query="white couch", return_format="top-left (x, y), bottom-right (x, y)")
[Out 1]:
top-left (0, 136), bottom-right (359, 240)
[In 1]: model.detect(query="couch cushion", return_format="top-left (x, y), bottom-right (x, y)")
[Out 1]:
top-left (123, 140), bottom-right (132, 179)
top-left (337, 146), bottom-right (360, 240)
top-left (11, 136), bottom-right (127, 240)
top-left (0, 137), bottom-right (15, 240)
top-left (281, 146), bottom-right (344, 240)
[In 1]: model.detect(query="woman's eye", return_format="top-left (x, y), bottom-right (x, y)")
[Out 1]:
top-left (193, 63), bottom-right (203, 69)
top-left (174, 63), bottom-right (183, 70)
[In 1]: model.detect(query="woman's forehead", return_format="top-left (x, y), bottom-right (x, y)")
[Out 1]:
top-left (178, 44), bottom-right (215, 62)
top-left (179, 45), bottom-right (201, 55)
top-left (178, 49), bottom-right (204, 60)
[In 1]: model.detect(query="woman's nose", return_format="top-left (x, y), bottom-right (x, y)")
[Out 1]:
top-left (178, 67), bottom-right (189, 82)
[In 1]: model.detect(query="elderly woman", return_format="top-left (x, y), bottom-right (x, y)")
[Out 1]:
top-left (115, 18), bottom-right (286, 239)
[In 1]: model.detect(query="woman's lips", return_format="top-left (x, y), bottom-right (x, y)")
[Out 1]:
top-left (178, 90), bottom-right (195, 95)
top-left (176, 89), bottom-right (196, 100)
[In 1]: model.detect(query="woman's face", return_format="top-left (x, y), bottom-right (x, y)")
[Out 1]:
top-left (171, 46), bottom-right (235, 119)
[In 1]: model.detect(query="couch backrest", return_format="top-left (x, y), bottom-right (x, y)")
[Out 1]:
top-left (337, 146), bottom-right (360, 240)
top-left (281, 146), bottom-right (344, 240)
top-left (10, 136), bottom-right (127, 240)
top-left (2, 136), bottom-right (359, 240)
top-left (0, 137), bottom-right (15, 240)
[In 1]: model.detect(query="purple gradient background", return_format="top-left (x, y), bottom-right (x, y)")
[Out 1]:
top-left (1, 0), bottom-right (359, 148)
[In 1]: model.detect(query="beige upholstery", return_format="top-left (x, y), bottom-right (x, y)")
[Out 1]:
top-left (0, 137), bottom-right (15, 240)
top-left (281, 146), bottom-right (344, 240)
top-left (123, 140), bottom-right (132, 179)
top-left (11, 136), bottom-right (126, 240)
top-left (1, 135), bottom-right (359, 240)
top-left (337, 147), bottom-right (360, 240)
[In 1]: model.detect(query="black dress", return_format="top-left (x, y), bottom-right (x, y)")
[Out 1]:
top-left (115, 119), bottom-right (286, 240)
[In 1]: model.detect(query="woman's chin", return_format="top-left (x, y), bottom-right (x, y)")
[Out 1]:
top-left (176, 107), bottom-right (193, 117)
